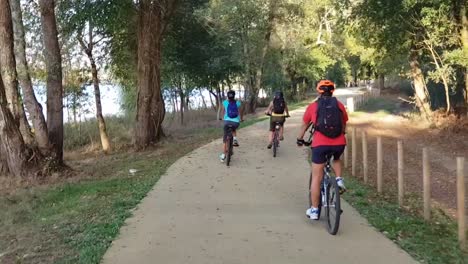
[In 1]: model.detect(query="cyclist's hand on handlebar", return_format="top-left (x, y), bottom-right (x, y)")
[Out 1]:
top-left (296, 138), bottom-right (305, 147)
top-left (286, 114), bottom-right (290, 118)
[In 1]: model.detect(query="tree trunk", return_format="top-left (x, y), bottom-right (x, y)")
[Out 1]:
top-left (39, 0), bottom-right (63, 163)
top-left (200, 88), bottom-right (207, 109)
top-left (78, 24), bottom-right (112, 153)
top-left (179, 87), bottom-right (184, 125)
top-left (18, 105), bottom-right (34, 144)
top-left (427, 44), bottom-right (451, 114)
top-left (409, 51), bottom-right (432, 120)
top-left (135, 0), bottom-right (174, 149)
top-left (378, 73), bottom-right (385, 90)
top-left (10, 0), bottom-right (49, 151)
top-left (208, 88), bottom-right (218, 111)
top-left (0, 0), bottom-right (20, 121)
top-left (0, 74), bottom-right (35, 177)
top-left (90, 57), bottom-right (111, 153)
top-left (460, 1), bottom-right (468, 105)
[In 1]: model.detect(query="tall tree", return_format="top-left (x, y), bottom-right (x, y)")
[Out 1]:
top-left (77, 23), bottom-right (112, 153)
top-left (10, 0), bottom-right (50, 152)
top-left (134, 0), bottom-right (177, 149)
top-left (0, 0), bottom-right (33, 144)
top-left (0, 0), bottom-right (19, 119)
top-left (0, 0), bottom-right (40, 177)
top-left (38, 0), bottom-right (64, 163)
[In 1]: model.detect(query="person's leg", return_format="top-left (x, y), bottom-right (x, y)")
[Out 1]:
top-left (232, 122), bottom-right (240, 146)
top-left (220, 123), bottom-right (228, 161)
top-left (279, 118), bottom-right (285, 140)
top-left (267, 118), bottom-right (274, 148)
top-left (311, 162), bottom-right (325, 208)
top-left (307, 146), bottom-right (327, 220)
top-left (331, 145), bottom-right (346, 190)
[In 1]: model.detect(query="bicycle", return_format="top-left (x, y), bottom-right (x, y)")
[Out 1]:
top-left (266, 113), bottom-right (289, 158)
top-left (225, 124), bottom-right (235, 166)
top-left (302, 124), bottom-right (343, 235)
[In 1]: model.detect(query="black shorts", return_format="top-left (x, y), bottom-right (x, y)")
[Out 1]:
top-left (312, 145), bottom-right (346, 164)
top-left (269, 116), bottom-right (286, 131)
top-left (223, 121), bottom-right (239, 142)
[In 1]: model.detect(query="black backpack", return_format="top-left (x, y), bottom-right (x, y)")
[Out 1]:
top-left (316, 97), bottom-right (343, 138)
top-left (273, 98), bottom-right (285, 114)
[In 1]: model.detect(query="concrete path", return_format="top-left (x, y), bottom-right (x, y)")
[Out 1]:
top-left (103, 89), bottom-right (418, 264)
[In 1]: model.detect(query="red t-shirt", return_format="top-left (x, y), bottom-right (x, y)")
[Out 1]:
top-left (303, 99), bottom-right (348, 147)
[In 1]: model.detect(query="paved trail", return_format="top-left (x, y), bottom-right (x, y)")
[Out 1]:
top-left (103, 89), bottom-right (418, 264)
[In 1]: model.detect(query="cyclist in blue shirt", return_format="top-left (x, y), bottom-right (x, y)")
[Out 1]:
top-left (219, 90), bottom-right (244, 162)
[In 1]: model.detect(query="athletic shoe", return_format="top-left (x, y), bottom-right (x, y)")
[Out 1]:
top-left (336, 177), bottom-right (346, 192)
top-left (219, 153), bottom-right (226, 162)
top-left (267, 143), bottom-right (272, 149)
top-left (280, 136), bottom-right (284, 141)
top-left (306, 207), bottom-right (319, 220)
top-left (233, 138), bottom-right (239, 147)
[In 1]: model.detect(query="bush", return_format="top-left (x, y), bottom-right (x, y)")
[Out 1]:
top-left (64, 115), bottom-right (134, 151)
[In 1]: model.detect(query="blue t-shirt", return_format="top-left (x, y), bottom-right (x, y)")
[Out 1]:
top-left (223, 100), bottom-right (241, 123)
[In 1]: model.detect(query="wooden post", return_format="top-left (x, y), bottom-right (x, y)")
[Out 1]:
top-left (377, 137), bottom-right (383, 193)
top-left (347, 97), bottom-right (355, 113)
top-left (352, 127), bottom-right (357, 176)
top-left (362, 131), bottom-right (368, 183)
top-left (344, 133), bottom-right (349, 168)
top-left (423, 148), bottom-right (431, 220)
top-left (398, 140), bottom-right (404, 207)
top-left (457, 157), bottom-right (466, 249)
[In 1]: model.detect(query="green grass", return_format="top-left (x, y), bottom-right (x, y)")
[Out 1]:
top-left (0, 109), bottom-right (273, 264)
top-left (345, 177), bottom-right (468, 264)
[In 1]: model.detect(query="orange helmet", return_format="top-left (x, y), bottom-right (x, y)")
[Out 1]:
top-left (316, 80), bottom-right (335, 94)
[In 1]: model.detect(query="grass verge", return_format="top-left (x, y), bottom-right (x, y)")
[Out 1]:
top-left (345, 177), bottom-right (468, 264)
top-left (0, 108), bottom-right (277, 264)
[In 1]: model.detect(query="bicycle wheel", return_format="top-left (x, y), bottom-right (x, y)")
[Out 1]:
top-left (308, 173), bottom-right (322, 220)
top-left (325, 179), bottom-right (341, 235)
top-left (226, 136), bottom-right (233, 166)
top-left (273, 130), bottom-right (279, 157)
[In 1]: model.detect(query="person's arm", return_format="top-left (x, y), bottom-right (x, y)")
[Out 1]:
top-left (339, 101), bottom-right (349, 133)
top-left (297, 104), bottom-right (314, 145)
top-left (285, 102), bottom-right (290, 116)
top-left (239, 101), bottom-right (244, 121)
top-left (297, 121), bottom-right (310, 139)
top-left (219, 102), bottom-right (225, 120)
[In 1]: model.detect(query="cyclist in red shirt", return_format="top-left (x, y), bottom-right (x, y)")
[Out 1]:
top-left (297, 80), bottom-right (348, 220)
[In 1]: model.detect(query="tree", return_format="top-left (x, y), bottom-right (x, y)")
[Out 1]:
top-left (0, 0), bottom-right (34, 144)
top-left (77, 23), bottom-right (112, 153)
top-left (0, 0), bottom-right (41, 177)
top-left (10, 0), bottom-right (50, 152)
top-left (134, 0), bottom-right (177, 149)
top-left (38, 0), bottom-right (64, 163)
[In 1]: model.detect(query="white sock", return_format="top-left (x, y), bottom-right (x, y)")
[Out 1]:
top-left (233, 136), bottom-right (237, 140)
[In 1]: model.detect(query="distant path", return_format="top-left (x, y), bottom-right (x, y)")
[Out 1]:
top-left (102, 88), bottom-right (417, 264)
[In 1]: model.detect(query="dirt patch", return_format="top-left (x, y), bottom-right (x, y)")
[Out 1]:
top-left (348, 97), bottom-right (468, 220)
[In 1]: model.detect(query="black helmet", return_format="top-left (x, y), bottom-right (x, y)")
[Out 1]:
top-left (274, 91), bottom-right (283, 98)
top-left (227, 90), bottom-right (235, 100)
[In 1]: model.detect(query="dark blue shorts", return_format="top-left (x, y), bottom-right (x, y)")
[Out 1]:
top-left (223, 121), bottom-right (239, 142)
top-left (312, 145), bottom-right (346, 164)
